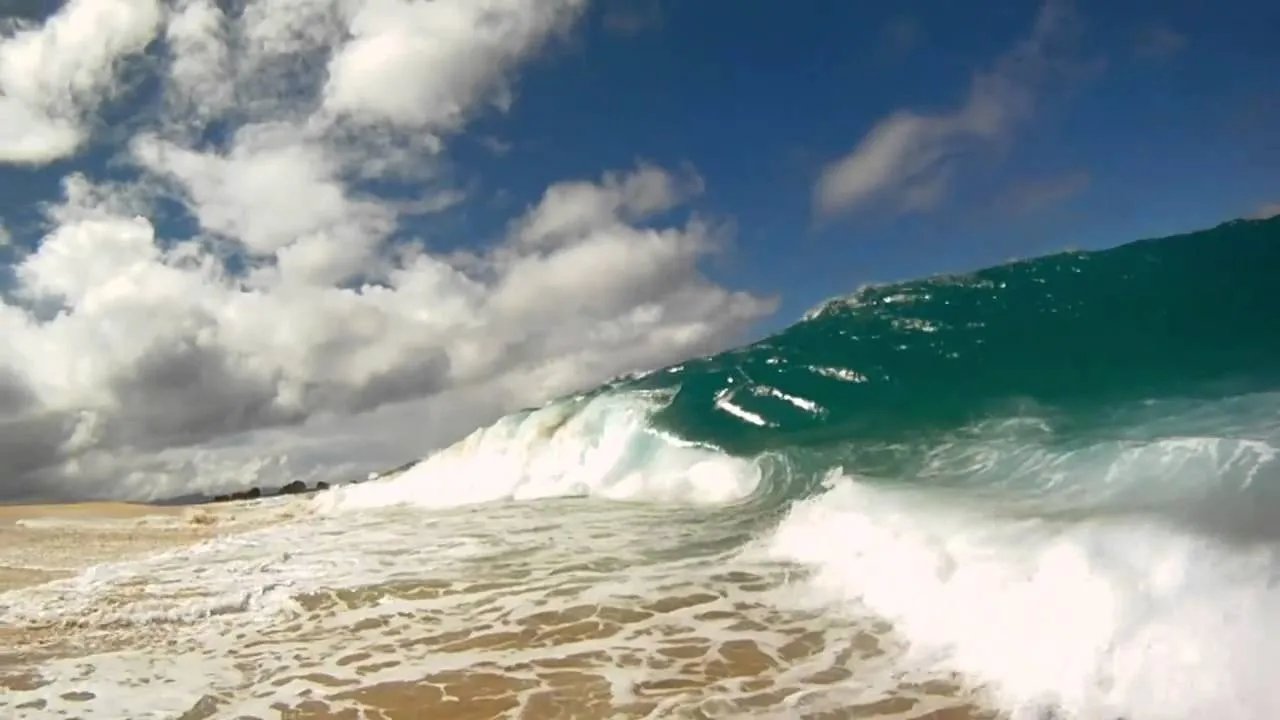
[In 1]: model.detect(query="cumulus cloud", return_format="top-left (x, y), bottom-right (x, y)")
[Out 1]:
top-left (0, 0), bottom-right (775, 502)
top-left (814, 1), bottom-right (1080, 218)
top-left (0, 0), bottom-right (162, 164)
top-left (514, 163), bottom-right (703, 248)
top-left (323, 0), bottom-right (588, 132)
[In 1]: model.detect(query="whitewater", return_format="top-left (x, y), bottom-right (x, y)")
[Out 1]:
top-left (3, 216), bottom-right (1280, 719)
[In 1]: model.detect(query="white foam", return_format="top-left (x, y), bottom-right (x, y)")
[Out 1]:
top-left (755, 385), bottom-right (826, 416)
top-left (714, 387), bottom-right (772, 427)
top-left (766, 471), bottom-right (1280, 720)
top-left (809, 365), bottom-right (868, 383)
top-left (1, 495), bottom-right (922, 719)
top-left (316, 392), bottom-right (762, 513)
top-left (14, 515), bottom-right (174, 531)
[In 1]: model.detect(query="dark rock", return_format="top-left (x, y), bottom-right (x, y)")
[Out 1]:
top-left (199, 458), bottom-right (418, 505)
top-left (211, 487), bottom-right (262, 503)
top-left (206, 480), bottom-right (337, 504)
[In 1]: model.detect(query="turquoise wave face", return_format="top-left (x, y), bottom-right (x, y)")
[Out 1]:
top-left (621, 217), bottom-right (1280, 448)
top-left (599, 217), bottom-right (1280, 506)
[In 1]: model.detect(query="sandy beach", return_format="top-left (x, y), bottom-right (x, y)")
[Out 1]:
top-left (0, 501), bottom-right (243, 589)
top-left (0, 501), bottom-right (184, 522)
top-left (1, 503), bottom-right (186, 589)
top-left (0, 496), bottom-right (999, 719)
top-left (0, 497), bottom-right (289, 716)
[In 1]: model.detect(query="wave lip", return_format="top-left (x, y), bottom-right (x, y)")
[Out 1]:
top-left (318, 391), bottom-right (764, 514)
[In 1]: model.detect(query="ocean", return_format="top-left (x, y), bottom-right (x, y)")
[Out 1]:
top-left (3, 216), bottom-right (1280, 719)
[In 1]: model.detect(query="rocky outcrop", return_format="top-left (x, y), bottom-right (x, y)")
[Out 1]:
top-left (278, 480), bottom-right (329, 495)
top-left (204, 457), bottom-right (420, 505)
top-left (210, 481), bottom-right (330, 504)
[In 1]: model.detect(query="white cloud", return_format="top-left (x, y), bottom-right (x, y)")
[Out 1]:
top-left (0, 0), bottom-right (163, 164)
top-left (514, 163), bottom-right (703, 248)
top-left (0, 0), bottom-right (775, 502)
top-left (132, 128), bottom-right (399, 286)
top-left (814, 1), bottom-right (1079, 218)
top-left (322, 0), bottom-right (587, 132)
top-left (162, 0), bottom-right (234, 122)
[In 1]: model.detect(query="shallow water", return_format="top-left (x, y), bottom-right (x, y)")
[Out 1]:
top-left (0, 495), bottom-right (993, 719)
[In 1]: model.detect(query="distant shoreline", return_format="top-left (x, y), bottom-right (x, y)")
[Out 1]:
top-left (1, 459), bottom-right (423, 510)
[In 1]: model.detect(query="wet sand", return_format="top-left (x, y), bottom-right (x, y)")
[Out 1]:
top-left (0, 501), bottom-right (229, 593)
top-left (0, 500), bottom-right (999, 719)
top-left (0, 501), bottom-right (183, 522)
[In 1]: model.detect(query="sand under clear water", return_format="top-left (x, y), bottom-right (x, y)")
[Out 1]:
top-left (0, 494), bottom-right (998, 719)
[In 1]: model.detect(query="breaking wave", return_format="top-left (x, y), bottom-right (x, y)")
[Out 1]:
top-left (325, 216), bottom-right (1280, 719)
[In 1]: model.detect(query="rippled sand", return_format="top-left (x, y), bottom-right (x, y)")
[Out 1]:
top-left (0, 497), bottom-right (998, 719)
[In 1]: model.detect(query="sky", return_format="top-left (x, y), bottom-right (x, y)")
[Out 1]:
top-left (0, 0), bottom-right (1276, 502)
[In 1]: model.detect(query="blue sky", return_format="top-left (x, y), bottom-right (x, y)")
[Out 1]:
top-left (0, 0), bottom-right (1277, 500)
top-left (3, 0), bottom-right (1278, 329)
top-left (448, 0), bottom-right (1279, 328)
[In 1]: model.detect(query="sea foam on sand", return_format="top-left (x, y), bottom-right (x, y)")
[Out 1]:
top-left (0, 493), bottom-right (985, 719)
